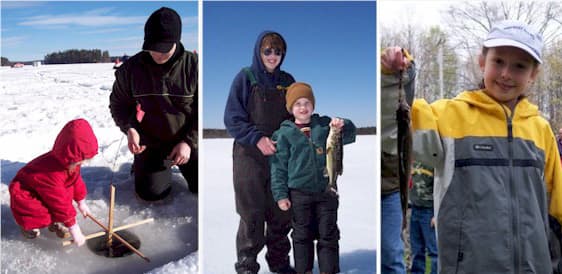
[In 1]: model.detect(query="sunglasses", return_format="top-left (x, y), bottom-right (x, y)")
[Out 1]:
top-left (262, 48), bottom-right (283, 56)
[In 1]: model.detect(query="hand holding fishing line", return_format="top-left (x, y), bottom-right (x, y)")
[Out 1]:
top-left (329, 118), bottom-right (344, 132)
top-left (381, 46), bottom-right (411, 73)
top-left (126, 128), bottom-right (146, 154)
top-left (167, 141), bottom-right (191, 166)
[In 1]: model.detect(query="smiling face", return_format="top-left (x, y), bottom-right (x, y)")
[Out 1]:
top-left (259, 34), bottom-right (285, 73)
top-left (260, 47), bottom-right (282, 73)
top-left (148, 43), bottom-right (176, 64)
top-left (479, 46), bottom-right (540, 109)
top-left (291, 97), bottom-right (314, 124)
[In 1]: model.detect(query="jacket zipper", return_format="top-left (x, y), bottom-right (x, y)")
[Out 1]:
top-left (503, 106), bottom-right (520, 273)
top-left (310, 134), bottom-right (320, 189)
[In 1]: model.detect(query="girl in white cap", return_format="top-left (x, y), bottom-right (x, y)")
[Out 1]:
top-left (382, 20), bottom-right (562, 273)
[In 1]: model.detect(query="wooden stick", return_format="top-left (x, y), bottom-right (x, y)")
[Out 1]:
top-left (88, 215), bottom-right (151, 262)
top-left (62, 218), bottom-right (154, 247)
top-left (107, 185), bottom-right (116, 250)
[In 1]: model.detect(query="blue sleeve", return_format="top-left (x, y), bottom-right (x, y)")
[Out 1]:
top-left (270, 130), bottom-right (290, 202)
top-left (224, 70), bottom-right (263, 145)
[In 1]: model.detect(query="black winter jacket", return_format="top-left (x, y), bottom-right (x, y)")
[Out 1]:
top-left (109, 43), bottom-right (198, 149)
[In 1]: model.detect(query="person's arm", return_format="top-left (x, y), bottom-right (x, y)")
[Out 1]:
top-left (380, 47), bottom-right (416, 158)
top-left (109, 67), bottom-right (137, 135)
top-left (270, 131), bottom-right (290, 203)
top-left (224, 70), bottom-right (263, 146)
top-left (183, 51), bottom-right (198, 150)
top-left (72, 174), bottom-right (87, 202)
top-left (545, 126), bottom-right (562, 226)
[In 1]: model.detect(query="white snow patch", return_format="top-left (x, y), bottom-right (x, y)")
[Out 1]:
top-left (1, 63), bottom-right (197, 274)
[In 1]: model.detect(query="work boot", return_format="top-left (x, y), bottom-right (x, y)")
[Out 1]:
top-left (237, 271), bottom-right (257, 274)
top-left (21, 228), bottom-right (40, 239)
top-left (48, 222), bottom-right (70, 238)
top-left (273, 265), bottom-right (297, 274)
top-left (235, 257), bottom-right (260, 274)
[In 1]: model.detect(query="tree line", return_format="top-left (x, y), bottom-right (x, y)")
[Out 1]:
top-left (44, 49), bottom-right (111, 64)
top-left (1, 49), bottom-right (112, 66)
top-left (381, 1), bottom-right (562, 131)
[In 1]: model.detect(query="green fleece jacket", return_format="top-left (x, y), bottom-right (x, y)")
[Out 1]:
top-left (270, 114), bottom-right (356, 202)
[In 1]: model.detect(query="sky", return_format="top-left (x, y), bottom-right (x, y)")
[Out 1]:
top-left (379, 0), bottom-right (447, 29)
top-left (1, 1), bottom-right (198, 62)
top-left (203, 1), bottom-right (377, 129)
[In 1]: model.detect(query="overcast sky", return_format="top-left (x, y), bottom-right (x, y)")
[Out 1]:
top-left (379, 0), bottom-right (449, 29)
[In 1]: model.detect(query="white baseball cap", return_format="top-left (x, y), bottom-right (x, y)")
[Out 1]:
top-left (483, 20), bottom-right (543, 64)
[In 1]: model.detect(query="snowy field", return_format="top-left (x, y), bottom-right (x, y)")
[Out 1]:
top-left (0, 63), bottom-right (377, 274)
top-left (202, 136), bottom-right (377, 274)
top-left (0, 64), bottom-right (198, 274)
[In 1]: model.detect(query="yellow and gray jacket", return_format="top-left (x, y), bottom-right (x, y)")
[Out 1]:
top-left (412, 89), bottom-right (562, 273)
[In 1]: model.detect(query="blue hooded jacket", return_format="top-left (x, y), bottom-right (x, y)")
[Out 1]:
top-left (224, 31), bottom-right (295, 145)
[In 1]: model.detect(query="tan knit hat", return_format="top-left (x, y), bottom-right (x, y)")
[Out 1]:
top-left (286, 82), bottom-right (315, 112)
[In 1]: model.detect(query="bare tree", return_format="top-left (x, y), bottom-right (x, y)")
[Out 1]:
top-left (444, 1), bottom-right (562, 87)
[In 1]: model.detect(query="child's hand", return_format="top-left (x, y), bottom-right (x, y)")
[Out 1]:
top-left (277, 198), bottom-right (291, 211)
top-left (330, 118), bottom-right (344, 132)
top-left (381, 46), bottom-right (410, 74)
top-left (69, 224), bottom-right (86, 246)
top-left (430, 217), bottom-right (436, 228)
top-left (77, 199), bottom-right (91, 218)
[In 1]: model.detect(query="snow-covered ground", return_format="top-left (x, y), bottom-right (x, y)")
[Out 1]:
top-left (202, 136), bottom-right (377, 274)
top-left (0, 64), bottom-right (198, 273)
top-left (0, 63), bottom-right (377, 274)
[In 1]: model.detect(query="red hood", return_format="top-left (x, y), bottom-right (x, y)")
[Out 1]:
top-left (52, 119), bottom-right (98, 166)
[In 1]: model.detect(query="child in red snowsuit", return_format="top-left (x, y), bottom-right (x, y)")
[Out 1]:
top-left (9, 119), bottom-right (98, 246)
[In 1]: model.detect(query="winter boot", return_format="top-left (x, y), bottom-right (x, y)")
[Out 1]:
top-left (48, 222), bottom-right (70, 238)
top-left (21, 228), bottom-right (40, 239)
top-left (273, 265), bottom-right (297, 274)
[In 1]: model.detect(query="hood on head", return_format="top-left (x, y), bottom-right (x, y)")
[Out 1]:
top-left (52, 119), bottom-right (99, 167)
top-left (251, 30), bottom-right (287, 73)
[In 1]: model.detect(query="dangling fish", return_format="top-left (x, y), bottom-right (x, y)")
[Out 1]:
top-left (326, 125), bottom-right (343, 197)
top-left (397, 65), bottom-right (413, 230)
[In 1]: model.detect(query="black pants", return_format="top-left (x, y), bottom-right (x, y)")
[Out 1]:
top-left (233, 142), bottom-right (292, 273)
top-left (290, 189), bottom-right (340, 273)
top-left (134, 143), bottom-right (198, 201)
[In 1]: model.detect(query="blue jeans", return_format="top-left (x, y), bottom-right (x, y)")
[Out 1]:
top-left (381, 192), bottom-right (406, 274)
top-left (410, 205), bottom-right (438, 274)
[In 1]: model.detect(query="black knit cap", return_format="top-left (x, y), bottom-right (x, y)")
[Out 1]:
top-left (142, 7), bottom-right (181, 53)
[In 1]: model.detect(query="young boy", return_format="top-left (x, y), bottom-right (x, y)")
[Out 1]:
top-left (270, 82), bottom-right (356, 274)
top-left (409, 161), bottom-right (437, 274)
top-left (9, 119), bottom-right (98, 246)
top-left (382, 20), bottom-right (562, 273)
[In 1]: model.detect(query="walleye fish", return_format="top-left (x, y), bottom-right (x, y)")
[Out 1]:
top-left (326, 125), bottom-right (343, 196)
top-left (397, 74), bottom-right (413, 230)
